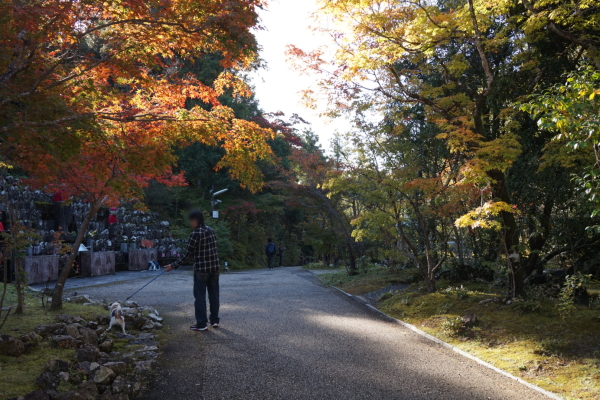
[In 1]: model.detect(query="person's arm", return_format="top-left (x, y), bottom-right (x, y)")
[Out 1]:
top-left (165, 230), bottom-right (199, 271)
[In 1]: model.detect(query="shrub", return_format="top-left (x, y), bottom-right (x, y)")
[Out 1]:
top-left (443, 285), bottom-right (470, 299)
top-left (442, 317), bottom-right (470, 337)
top-left (511, 299), bottom-right (542, 315)
top-left (437, 302), bottom-right (453, 314)
top-left (557, 273), bottom-right (592, 319)
top-left (436, 261), bottom-right (495, 282)
top-left (377, 291), bottom-right (395, 302)
top-left (534, 338), bottom-right (565, 357)
top-left (303, 262), bottom-right (332, 270)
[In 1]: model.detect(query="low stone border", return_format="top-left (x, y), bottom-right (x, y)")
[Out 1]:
top-left (1, 296), bottom-right (163, 400)
top-left (311, 273), bottom-right (564, 400)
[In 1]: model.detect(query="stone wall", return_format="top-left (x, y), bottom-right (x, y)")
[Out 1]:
top-left (80, 252), bottom-right (115, 277)
top-left (128, 249), bottom-right (157, 271)
top-left (24, 255), bottom-right (59, 285)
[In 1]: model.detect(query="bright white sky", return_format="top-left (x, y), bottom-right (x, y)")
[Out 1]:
top-left (249, 0), bottom-right (351, 151)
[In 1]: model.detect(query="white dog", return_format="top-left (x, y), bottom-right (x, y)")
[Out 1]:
top-left (108, 302), bottom-right (126, 334)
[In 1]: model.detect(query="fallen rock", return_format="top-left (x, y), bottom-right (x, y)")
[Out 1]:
top-left (82, 301), bottom-right (103, 306)
top-left (147, 313), bottom-right (163, 323)
top-left (95, 327), bottom-right (106, 336)
top-left (73, 361), bottom-right (92, 377)
top-left (130, 317), bottom-right (148, 330)
top-left (461, 313), bottom-right (478, 327)
top-left (50, 335), bottom-right (78, 349)
top-left (21, 390), bottom-right (51, 400)
top-left (44, 359), bottom-right (71, 373)
top-left (35, 323), bottom-right (66, 338)
top-left (130, 338), bottom-right (157, 346)
top-left (97, 315), bottom-right (111, 325)
top-left (127, 349), bottom-right (158, 361)
top-left (56, 315), bottom-right (85, 324)
top-left (76, 344), bottom-right (100, 362)
top-left (92, 365), bottom-right (116, 385)
top-left (0, 334), bottom-right (25, 357)
top-left (36, 371), bottom-right (60, 390)
top-left (24, 342), bottom-right (40, 353)
top-left (114, 333), bottom-right (135, 340)
top-left (123, 301), bottom-right (139, 308)
top-left (65, 324), bottom-right (83, 339)
top-left (478, 298), bottom-right (494, 305)
top-left (69, 372), bottom-right (82, 385)
top-left (134, 359), bottom-right (155, 373)
top-left (99, 339), bottom-right (114, 353)
top-left (67, 295), bottom-right (91, 304)
top-left (96, 384), bottom-right (112, 395)
top-left (111, 375), bottom-right (141, 397)
top-left (136, 332), bottom-right (156, 340)
top-left (78, 327), bottom-right (98, 346)
top-left (86, 321), bottom-right (99, 330)
top-left (78, 379), bottom-right (99, 395)
top-left (103, 361), bottom-right (127, 376)
top-left (141, 321), bottom-right (162, 331)
top-left (20, 332), bottom-right (42, 343)
top-left (58, 371), bottom-right (70, 383)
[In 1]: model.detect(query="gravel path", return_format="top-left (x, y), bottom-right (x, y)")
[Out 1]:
top-left (78, 266), bottom-right (550, 400)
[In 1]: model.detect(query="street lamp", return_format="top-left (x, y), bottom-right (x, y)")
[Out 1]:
top-left (210, 188), bottom-right (228, 218)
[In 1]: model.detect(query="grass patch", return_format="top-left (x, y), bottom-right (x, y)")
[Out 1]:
top-left (302, 262), bottom-right (343, 270)
top-left (319, 266), bottom-right (422, 295)
top-left (317, 269), bottom-right (600, 399)
top-left (0, 284), bottom-right (106, 398)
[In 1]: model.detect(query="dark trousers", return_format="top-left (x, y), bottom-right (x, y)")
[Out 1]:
top-left (193, 269), bottom-right (220, 328)
top-left (279, 254), bottom-right (283, 267)
top-left (267, 255), bottom-right (274, 269)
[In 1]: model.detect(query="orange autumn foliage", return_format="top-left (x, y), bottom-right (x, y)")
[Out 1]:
top-left (0, 0), bottom-right (274, 309)
top-left (0, 0), bottom-right (274, 194)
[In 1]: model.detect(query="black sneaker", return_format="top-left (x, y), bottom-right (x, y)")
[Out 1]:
top-left (211, 322), bottom-right (219, 328)
top-left (190, 325), bottom-right (208, 331)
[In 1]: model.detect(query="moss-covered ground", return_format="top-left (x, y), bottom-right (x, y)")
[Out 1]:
top-left (320, 267), bottom-right (600, 400)
top-left (0, 284), bottom-right (164, 398)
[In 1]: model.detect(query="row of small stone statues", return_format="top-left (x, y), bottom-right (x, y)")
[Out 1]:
top-left (0, 179), bottom-right (187, 259)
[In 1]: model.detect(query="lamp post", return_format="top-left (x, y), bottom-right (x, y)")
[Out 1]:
top-left (210, 188), bottom-right (228, 218)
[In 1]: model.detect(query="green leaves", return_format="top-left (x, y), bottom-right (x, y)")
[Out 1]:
top-left (524, 64), bottom-right (600, 223)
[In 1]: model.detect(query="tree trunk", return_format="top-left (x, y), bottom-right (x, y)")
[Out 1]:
top-left (311, 188), bottom-right (358, 275)
top-left (50, 199), bottom-right (103, 310)
top-left (524, 198), bottom-right (553, 276)
top-left (453, 225), bottom-right (465, 267)
top-left (424, 272), bottom-right (437, 293)
top-left (488, 169), bottom-right (523, 297)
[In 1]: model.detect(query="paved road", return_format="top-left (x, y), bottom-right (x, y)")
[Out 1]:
top-left (79, 267), bottom-right (549, 400)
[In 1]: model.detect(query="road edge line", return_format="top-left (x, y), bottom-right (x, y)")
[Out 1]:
top-left (310, 272), bottom-right (563, 400)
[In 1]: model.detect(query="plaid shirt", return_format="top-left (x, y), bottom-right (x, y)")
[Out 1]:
top-left (172, 225), bottom-right (220, 272)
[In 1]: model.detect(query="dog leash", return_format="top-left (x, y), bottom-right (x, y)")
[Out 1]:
top-left (125, 269), bottom-right (167, 302)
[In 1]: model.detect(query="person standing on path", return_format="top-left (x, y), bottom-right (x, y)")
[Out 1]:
top-left (265, 238), bottom-right (276, 270)
top-left (165, 210), bottom-right (220, 331)
top-left (277, 242), bottom-right (286, 267)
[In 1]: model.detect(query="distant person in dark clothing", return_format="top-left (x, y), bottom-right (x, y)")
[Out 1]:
top-left (265, 238), bottom-right (276, 270)
top-left (278, 243), bottom-right (286, 267)
top-left (165, 210), bottom-right (220, 332)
